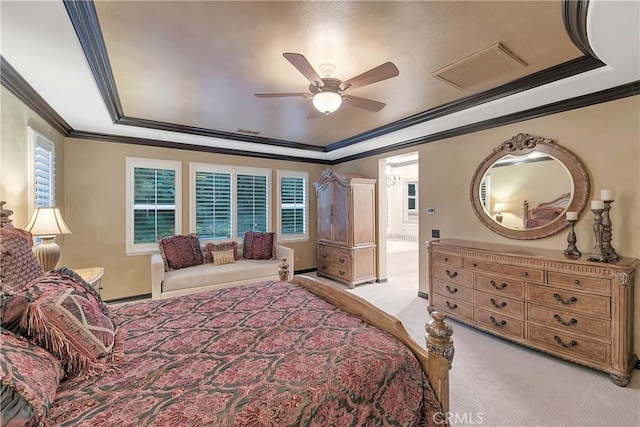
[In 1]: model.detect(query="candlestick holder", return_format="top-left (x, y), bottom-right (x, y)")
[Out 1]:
top-left (563, 219), bottom-right (581, 260)
top-left (601, 200), bottom-right (619, 262)
top-left (587, 208), bottom-right (607, 262)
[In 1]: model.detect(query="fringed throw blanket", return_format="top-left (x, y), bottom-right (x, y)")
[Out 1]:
top-left (47, 281), bottom-right (444, 426)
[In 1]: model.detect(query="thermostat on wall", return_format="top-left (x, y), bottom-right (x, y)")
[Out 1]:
top-left (426, 207), bottom-right (436, 214)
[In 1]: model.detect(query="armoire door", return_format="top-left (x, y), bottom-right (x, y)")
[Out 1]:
top-left (317, 183), bottom-right (333, 242)
top-left (332, 182), bottom-right (350, 246)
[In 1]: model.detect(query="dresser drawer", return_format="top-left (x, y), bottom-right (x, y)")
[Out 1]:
top-left (432, 293), bottom-right (474, 322)
top-left (527, 285), bottom-right (611, 319)
top-left (465, 259), bottom-right (543, 283)
top-left (547, 272), bottom-right (610, 295)
top-left (433, 279), bottom-right (474, 303)
top-left (432, 252), bottom-right (463, 267)
top-left (476, 291), bottom-right (524, 319)
top-left (317, 244), bottom-right (351, 264)
top-left (527, 324), bottom-right (610, 364)
top-left (432, 264), bottom-right (473, 287)
top-left (527, 304), bottom-right (611, 341)
top-left (318, 263), bottom-right (353, 281)
top-left (475, 308), bottom-right (524, 338)
top-left (476, 273), bottom-right (524, 299)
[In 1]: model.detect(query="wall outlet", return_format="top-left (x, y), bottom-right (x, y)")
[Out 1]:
top-left (426, 207), bottom-right (436, 214)
top-left (432, 229), bottom-right (440, 238)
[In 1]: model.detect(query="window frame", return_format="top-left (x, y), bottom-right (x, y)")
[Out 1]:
top-left (126, 157), bottom-right (182, 255)
top-left (27, 126), bottom-right (56, 214)
top-left (189, 163), bottom-right (271, 242)
top-left (276, 170), bottom-right (309, 243)
top-left (403, 180), bottom-right (419, 223)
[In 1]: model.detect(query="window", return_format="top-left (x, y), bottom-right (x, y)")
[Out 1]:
top-left (126, 158), bottom-right (182, 254)
top-left (277, 170), bottom-right (308, 242)
top-left (404, 181), bottom-right (418, 222)
top-left (190, 163), bottom-right (271, 241)
top-left (27, 127), bottom-right (55, 212)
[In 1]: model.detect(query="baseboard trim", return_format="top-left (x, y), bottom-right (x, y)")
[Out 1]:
top-left (105, 293), bottom-right (152, 304)
top-left (418, 291), bottom-right (429, 300)
top-left (294, 268), bottom-right (317, 275)
top-left (376, 278), bottom-right (388, 284)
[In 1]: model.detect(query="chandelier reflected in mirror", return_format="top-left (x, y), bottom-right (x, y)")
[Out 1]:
top-left (385, 165), bottom-right (400, 188)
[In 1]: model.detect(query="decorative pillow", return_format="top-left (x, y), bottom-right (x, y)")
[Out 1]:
top-left (242, 231), bottom-right (276, 260)
top-left (21, 286), bottom-right (116, 378)
top-left (0, 329), bottom-right (63, 426)
top-left (158, 234), bottom-right (204, 271)
top-left (0, 228), bottom-right (43, 297)
top-left (205, 241), bottom-right (239, 263)
top-left (213, 249), bottom-right (236, 265)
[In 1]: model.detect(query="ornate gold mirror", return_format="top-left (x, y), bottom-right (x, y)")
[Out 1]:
top-left (470, 133), bottom-right (590, 240)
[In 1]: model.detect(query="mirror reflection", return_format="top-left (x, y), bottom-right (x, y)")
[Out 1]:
top-left (479, 152), bottom-right (573, 230)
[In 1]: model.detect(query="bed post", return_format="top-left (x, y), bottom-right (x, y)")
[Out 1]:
top-left (425, 311), bottom-right (454, 413)
top-left (278, 257), bottom-right (290, 281)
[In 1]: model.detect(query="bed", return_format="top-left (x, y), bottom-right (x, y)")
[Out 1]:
top-left (0, 223), bottom-right (454, 426)
top-left (522, 192), bottom-right (571, 229)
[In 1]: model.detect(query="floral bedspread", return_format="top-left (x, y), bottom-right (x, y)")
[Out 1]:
top-left (47, 281), bottom-right (444, 426)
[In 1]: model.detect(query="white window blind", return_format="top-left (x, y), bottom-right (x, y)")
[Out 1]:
top-left (189, 164), bottom-right (271, 241)
top-left (28, 127), bottom-right (55, 211)
top-left (194, 171), bottom-right (232, 239)
top-left (277, 170), bottom-right (308, 242)
top-left (126, 158), bottom-right (182, 254)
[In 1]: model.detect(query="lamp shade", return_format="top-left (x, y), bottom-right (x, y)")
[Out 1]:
top-left (493, 202), bottom-right (505, 213)
top-left (25, 207), bottom-right (71, 237)
top-left (312, 91), bottom-right (342, 114)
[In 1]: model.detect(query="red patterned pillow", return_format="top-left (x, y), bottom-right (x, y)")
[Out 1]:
top-left (21, 287), bottom-right (116, 378)
top-left (242, 231), bottom-right (276, 260)
top-left (205, 241), bottom-right (239, 263)
top-left (0, 329), bottom-right (63, 426)
top-left (158, 234), bottom-right (204, 271)
top-left (0, 228), bottom-right (43, 296)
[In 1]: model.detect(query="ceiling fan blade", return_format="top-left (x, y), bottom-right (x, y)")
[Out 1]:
top-left (306, 108), bottom-right (325, 119)
top-left (341, 62), bottom-right (399, 91)
top-left (254, 92), bottom-right (312, 98)
top-left (343, 95), bottom-right (386, 113)
top-left (283, 53), bottom-right (325, 87)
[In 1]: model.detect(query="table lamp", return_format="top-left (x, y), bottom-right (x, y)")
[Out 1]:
top-left (493, 202), bottom-right (505, 223)
top-left (25, 207), bottom-right (71, 271)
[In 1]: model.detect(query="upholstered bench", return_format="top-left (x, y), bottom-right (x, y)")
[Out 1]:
top-left (151, 233), bottom-right (294, 300)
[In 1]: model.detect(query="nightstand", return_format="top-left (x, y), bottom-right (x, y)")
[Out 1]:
top-left (75, 267), bottom-right (104, 294)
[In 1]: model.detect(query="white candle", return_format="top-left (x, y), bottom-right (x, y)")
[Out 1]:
top-left (600, 189), bottom-right (614, 201)
top-left (591, 200), bottom-right (605, 210)
top-left (566, 211), bottom-right (578, 220)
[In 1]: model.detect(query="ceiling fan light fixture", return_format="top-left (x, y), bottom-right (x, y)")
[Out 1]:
top-left (312, 91), bottom-right (342, 115)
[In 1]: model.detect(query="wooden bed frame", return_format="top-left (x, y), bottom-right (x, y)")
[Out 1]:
top-left (522, 192), bottom-right (571, 229)
top-left (290, 274), bottom-right (454, 412)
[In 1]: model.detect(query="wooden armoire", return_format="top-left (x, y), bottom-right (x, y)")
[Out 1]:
top-left (314, 170), bottom-right (377, 288)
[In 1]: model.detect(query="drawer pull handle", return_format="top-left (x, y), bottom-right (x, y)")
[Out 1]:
top-left (573, 279), bottom-right (580, 285)
top-left (490, 298), bottom-right (506, 308)
top-left (489, 316), bottom-right (506, 327)
top-left (339, 270), bottom-right (346, 276)
top-left (522, 271), bottom-right (529, 277)
top-left (553, 293), bottom-right (577, 305)
top-left (321, 253), bottom-right (327, 259)
top-left (445, 270), bottom-right (458, 278)
top-left (445, 301), bottom-right (458, 310)
top-left (446, 285), bottom-right (458, 294)
top-left (444, 257), bottom-right (449, 261)
top-left (554, 336), bottom-right (578, 348)
top-left (339, 258), bottom-right (346, 264)
top-left (490, 280), bottom-right (507, 290)
top-left (553, 314), bottom-right (578, 326)
top-left (473, 263), bottom-right (478, 267)
top-left (321, 265), bottom-right (327, 270)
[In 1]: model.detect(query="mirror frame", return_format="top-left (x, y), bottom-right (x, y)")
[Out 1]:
top-left (470, 133), bottom-right (590, 240)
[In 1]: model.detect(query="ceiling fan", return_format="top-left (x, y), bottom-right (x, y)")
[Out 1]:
top-left (255, 53), bottom-right (399, 118)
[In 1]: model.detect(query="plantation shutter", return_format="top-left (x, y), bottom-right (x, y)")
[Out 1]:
top-left (280, 176), bottom-right (305, 235)
top-left (195, 171), bottom-right (232, 239)
top-left (236, 174), bottom-right (268, 237)
top-left (133, 167), bottom-right (176, 244)
top-left (34, 135), bottom-right (55, 208)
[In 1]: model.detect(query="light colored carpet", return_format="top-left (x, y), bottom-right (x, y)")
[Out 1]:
top-left (300, 244), bottom-right (640, 427)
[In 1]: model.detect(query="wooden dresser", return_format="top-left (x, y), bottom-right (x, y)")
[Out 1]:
top-left (314, 170), bottom-right (377, 288)
top-left (427, 239), bottom-right (638, 386)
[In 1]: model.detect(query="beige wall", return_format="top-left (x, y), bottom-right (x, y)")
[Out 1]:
top-left (63, 138), bottom-right (326, 300)
top-left (339, 95), bottom-right (640, 355)
top-left (0, 87), bottom-right (67, 263)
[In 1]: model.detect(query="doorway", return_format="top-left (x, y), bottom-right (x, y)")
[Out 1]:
top-left (383, 152), bottom-right (419, 287)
